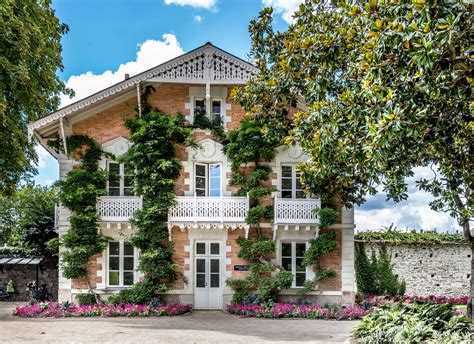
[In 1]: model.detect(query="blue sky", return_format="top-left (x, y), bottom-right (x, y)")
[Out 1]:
top-left (34, 0), bottom-right (459, 232)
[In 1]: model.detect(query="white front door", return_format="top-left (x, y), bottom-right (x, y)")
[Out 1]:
top-left (194, 241), bottom-right (222, 309)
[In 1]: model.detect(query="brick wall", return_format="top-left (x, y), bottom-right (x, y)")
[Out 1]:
top-left (71, 253), bottom-right (102, 290)
top-left (170, 226), bottom-right (190, 290)
top-left (318, 228), bottom-right (342, 291)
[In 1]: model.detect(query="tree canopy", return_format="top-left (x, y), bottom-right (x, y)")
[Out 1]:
top-left (236, 0), bottom-right (472, 236)
top-left (0, 0), bottom-right (71, 195)
top-left (0, 185), bottom-right (58, 256)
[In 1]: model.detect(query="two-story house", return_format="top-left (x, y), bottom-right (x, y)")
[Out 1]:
top-left (29, 43), bottom-right (355, 309)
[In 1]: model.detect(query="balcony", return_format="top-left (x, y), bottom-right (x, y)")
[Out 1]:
top-left (274, 197), bottom-right (321, 225)
top-left (97, 196), bottom-right (143, 222)
top-left (168, 196), bottom-right (249, 223)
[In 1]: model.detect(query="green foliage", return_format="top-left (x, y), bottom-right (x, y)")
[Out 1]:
top-left (298, 268), bottom-right (336, 297)
top-left (0, 0), bottom-right (72, 195)
top-left (376, 246), bottom-right (405, 297)
top-left (356, 230), bottom-right (465, 245)
top-left (302, 230), bottom-right (337, 267)
top-left (318, 208), bottom-right (339, 229)
top-left (239, 0), bottom-right (473, 241)
top-left (236, 236), bottom-right (275, 260)
top-left (223, 119), bottom-right (283, 170)
top-left (356, 244), bottom-right (405, 297)
top-left (192, 107), bottom-right (226, 140)
top-left (122, 111), bottom-right (191, 290)
top-left (0, 185), bottom-right (58, 255)
top-left (355, 242), bottom-right (376, 296)
top-left (353, 303), bottom-right (470, 343)
top-left (76, 293), bottom-right (97, 306)
top-left (107, 280), bottom-right (156, 305)
top-left (226, 236), bottom-right (292, 304)
top-left (299, 227), bottom-right (337, 295)
top-left (53, 135), bottom-right (108, 279)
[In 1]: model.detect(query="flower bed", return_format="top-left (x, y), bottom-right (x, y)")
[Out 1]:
top-left (358, 294), bottom-right (468, 308)
top-left (14, 302), bottom-right (192, 318)
top-left (227, 303), bottom-right (370, 320)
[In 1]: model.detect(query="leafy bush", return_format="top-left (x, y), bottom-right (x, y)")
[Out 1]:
top-left (226, 236), bottom-right (292, 304)
top-left (76, 293), bottom-right (96, 306)
top-left (107, 281), bottom-right (155, 305)
top-left (355, 244), bottom-right (405, 296)
top-left (353, 303), bottom-right (470, 343)
top-left (355, 242), bottom-right (376, 295)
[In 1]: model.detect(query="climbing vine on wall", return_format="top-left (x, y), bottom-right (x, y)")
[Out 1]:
top-left (121, 111), bottom-right (191, 296)
top-left (299, 207), bottom-right (339, 297)
top-left (48, 135), bottom-right (109, 281)
top-left (226, 237), bottom-right (293, 304)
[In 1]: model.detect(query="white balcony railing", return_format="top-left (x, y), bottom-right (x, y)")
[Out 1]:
top-left (274, 197), bottom-right (321, 225)
top-left (97, 196), bottom-right (143, 222)
top-left (168, 196), bottom-right (249, 223)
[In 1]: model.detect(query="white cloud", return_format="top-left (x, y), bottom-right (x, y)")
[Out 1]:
top-left (61, 34), bottom-right (184, 106)
top-left (355, 166), bottom-right (460, 233)
top-left (164, 0), bottom-right (217, 9)
top-left (262, 0), bottom-right (302, 24)
top-left (193, 15), bottom-right (204, 23)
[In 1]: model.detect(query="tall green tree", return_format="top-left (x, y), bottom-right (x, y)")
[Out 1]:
top-left (0, 0), bottom-right (71, 194)
top-left (0, 185), bottom-right (58, 255)
top-left (237, 0), bottom-right (472, 313)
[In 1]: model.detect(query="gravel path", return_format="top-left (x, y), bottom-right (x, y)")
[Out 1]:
top-left (1, 302), bottom-right (359, 343)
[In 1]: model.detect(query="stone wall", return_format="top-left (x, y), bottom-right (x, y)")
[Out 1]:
top-left (357, 241), bottom-right (470, 296)
top-left (0, 257), bottom-right (58, 301)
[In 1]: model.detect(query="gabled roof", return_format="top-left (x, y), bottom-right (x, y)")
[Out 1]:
top-left (28, 42), bottom-right (258, 139)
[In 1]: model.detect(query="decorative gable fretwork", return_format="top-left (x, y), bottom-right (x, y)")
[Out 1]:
top-left (28, 43), bottom-right (257, 137)
top-left (147, 46), bottom-right (256, 84)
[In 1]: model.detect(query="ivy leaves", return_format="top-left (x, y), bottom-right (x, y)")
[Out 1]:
top-left (122, 111), bottom-right (191, 290)
top-left (53, 135), bottom-right (108, 279)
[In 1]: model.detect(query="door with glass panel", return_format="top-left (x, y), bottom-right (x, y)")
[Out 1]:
top-left (194, 241), bottom-right (222, 309)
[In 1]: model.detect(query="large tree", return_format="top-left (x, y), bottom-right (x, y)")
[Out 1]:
top-left (237, 0), bottom-right (472, 311)
top-left (0, 185), bottom-right (58, 255)
top-left (0, 0), bottom-right (71, 195)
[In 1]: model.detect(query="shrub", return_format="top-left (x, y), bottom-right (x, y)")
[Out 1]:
top-left (355, 242), bottom-right (375, 295)
top-left (355, 244), bottom-right (405, 296)
top-left (107, 281), bottom-right (155, 305)
top-left (352, 303), bottom-right (470, 343)
top-left (76, 293), bottom-right (96, 306)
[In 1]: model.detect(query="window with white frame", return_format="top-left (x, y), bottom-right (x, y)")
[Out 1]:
top-left (281, 242), bottom-right (307, 287)
top-left (194, 98), bottom-right (205, 114)
top-left (193, 98), bottom-right (222, 122)
top-left (211, 100), bottom-right (222, 122)
top-left (107, 162), bottom-right (133, 196)
top-left (195, 163), bottom-right (221, 197)
top-left (281, 165), bottom-right (305, 199)
top-left (108, 241), bottom-right (137, 287)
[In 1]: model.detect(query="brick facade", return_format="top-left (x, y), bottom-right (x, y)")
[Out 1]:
top-left (65, 81), bottom-right (352, 305)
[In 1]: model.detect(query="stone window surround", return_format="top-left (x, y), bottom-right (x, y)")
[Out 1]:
top-left (106, 240), bottom-right (139, 288)
top-left (184, 86), bottom-right (231, 129)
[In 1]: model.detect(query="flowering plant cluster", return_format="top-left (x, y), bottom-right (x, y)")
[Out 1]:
top-left (358, 294), bottom-right (468, 308)
top-left (14, 302), bottom-right (192, 318)
top-left (227, 303), bottom-right (370, 320)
